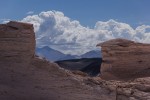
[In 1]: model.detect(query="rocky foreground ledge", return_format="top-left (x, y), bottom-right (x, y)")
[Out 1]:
top-left (0, 21), bottom-right (149, 100)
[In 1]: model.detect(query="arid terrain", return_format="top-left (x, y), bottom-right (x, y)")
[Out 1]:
top-left (0, 21), bottom-right (150, 100)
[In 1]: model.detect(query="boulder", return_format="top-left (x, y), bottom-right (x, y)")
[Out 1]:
top-left (97, 38), bottom-right (150, 80)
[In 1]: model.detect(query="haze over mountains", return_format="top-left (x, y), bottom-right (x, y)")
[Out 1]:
top-left (36, 46), bottom-right (101, 61)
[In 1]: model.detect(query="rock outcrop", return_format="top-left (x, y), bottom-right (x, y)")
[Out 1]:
top-left (0, 22), bottom-right (150, 100)
top-left (97, 38), bottom-right (150, 80)
top-left (0, 21), bottom-right (35, 65)
top-left (95, 77), bottom-right (150, 100)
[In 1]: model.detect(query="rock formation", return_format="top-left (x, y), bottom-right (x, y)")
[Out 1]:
top-left (0, 21), bottom-right (35, 65)
top-left (0, 22), bottom-right (150, 100)
top-left (97, 38), bottom-right (150, 80)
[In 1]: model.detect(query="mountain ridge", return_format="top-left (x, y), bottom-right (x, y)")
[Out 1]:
top-left (36, 46), bottom-right (101, 61)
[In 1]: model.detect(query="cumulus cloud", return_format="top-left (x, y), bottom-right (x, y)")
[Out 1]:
top-left (21, 11), bottom-right (150, 55)
top-left (0, 19), bottom-right (11, 23)
top-left (26, 11), bottom-right (34, 15)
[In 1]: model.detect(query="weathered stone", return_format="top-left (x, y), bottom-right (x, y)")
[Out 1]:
top-left (0, 21), bottom-right (35, 64)
top-left (97, 38), bottom-right (150, 80)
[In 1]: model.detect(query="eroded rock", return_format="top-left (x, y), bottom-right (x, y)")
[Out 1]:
top-left (97, 38), bottom-right (150, 80)
top-left (0, 21), bottom-right (35, 65)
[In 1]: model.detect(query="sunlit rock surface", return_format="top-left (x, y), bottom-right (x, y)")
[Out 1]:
top-left (0, 21), bottom-right (35, 65)
top-left (97, 38), bottom-right (150, 80)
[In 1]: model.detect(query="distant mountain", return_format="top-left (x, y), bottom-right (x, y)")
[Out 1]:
top-left (36, 46), bottom-right (76, 61)
top-left (81, 50), bottom-right (101, 58)
top-left (36, 46), bottom-right (101, 61)
top-left (58, 54), bottom-right (78, 61)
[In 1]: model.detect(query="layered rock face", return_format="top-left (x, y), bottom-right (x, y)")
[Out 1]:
top-left (97, 38), bottom-right (150, 80)
top-left (0, 21), bottom-right (35, 65)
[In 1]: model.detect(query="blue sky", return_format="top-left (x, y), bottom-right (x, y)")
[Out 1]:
top-left (0, 0), bottom-right (150, 27)
top-left (1, 0), bottom-right (150, 55)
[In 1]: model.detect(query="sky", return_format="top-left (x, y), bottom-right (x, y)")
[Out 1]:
top-left (1, 0), bottom-right (150, 27)
top-left (0, 0), bottom-right (150, 55)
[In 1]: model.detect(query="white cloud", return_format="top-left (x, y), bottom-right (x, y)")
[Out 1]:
top-left (21, 11), bottom-right (150, 55)
top-left (26, 11), bottom-right (34, 15)
top-left (0, 19), bottom-right (11, 23)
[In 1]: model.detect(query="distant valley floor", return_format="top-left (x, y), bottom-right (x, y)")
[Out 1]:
top-left (55, 58), bottom-right (102, 76)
